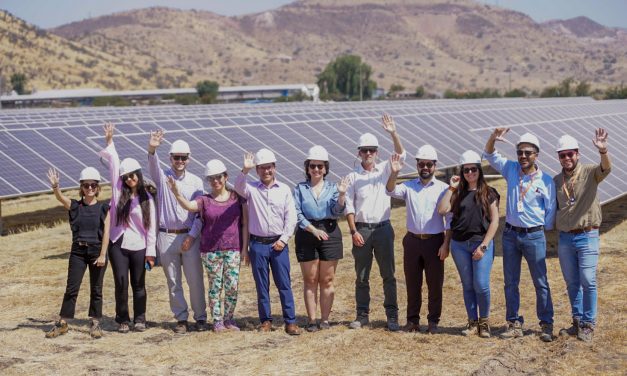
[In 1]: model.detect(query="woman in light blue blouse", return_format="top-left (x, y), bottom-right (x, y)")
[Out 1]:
top-left (294, 145), bottom-right (349, 332)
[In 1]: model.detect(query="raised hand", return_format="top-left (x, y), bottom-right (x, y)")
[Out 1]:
top-left (449, 175), bottom-right (461, 190)
top-left (243, 152), bottom-right (255, 171)
top-left (337, 176), bottom-right (350, 195)
top-left (491, 127), bottom-right (509, 142)
top-left (149, 129), bottom-right (164, 150)
top-left (47, 167), bottom-right (60, 187)
top-left (592, 128), bottom-right (608, 151)
top-left (166, 175), bottom-right (179, 195)
top-left (390, 152), bottom-right (404, 173)
top-left (104, 122), bottom-right (115, 145)
top-left (381, 113), bottom-right (397, 134)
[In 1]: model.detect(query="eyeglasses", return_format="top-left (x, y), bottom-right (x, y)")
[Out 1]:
top-left (309, 164), bottom-right (325, 170)
top-left (516, 150), bottom-right (537, 157)
top-left (558, 151), bottom-right (576, 159)
top-left (463, 167), bottom-right (479, 174)
top-left (207, 174), bottom-right (224, 181)
top-left (171, 155), bottom-right (189, 162)
top-left (359, 148), bottom-right (378, 154)
top-left (417, 162), bottom-right (434, 169)
top-left (81, 182), bottom-right (98, 189)
top-left (122, 172), bottom-right (136, 181)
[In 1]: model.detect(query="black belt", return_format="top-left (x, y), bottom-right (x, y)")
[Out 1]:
top-left (355, 220), bottom-right (390, 230)
top-left (250, 234), bottom-right (281, 244)
top-left (505, 223), bottom-right (544, 233)
top-left (159, 228), bottom-right (190, 234)
top-left (75, 241), bottom-right (101, 247)
top-left (310, 219), bottom-right (337, 227)
top-left (409, 232), bottom-right (443, 240)
top-left (567, 226), bottom-right (599, 234)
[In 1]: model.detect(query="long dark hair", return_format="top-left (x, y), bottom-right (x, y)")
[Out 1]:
top-left (116, 170), bottom-right (151, 230)
top-left (304, 160), bottom-right (330, 181)
top-left (451, 164), bottom-right (495, 219)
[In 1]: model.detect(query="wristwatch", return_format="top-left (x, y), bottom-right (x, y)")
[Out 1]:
top-left (480, 245), bottom-right (487, 251)
top-left (350, 229), bottom-right (357, 235)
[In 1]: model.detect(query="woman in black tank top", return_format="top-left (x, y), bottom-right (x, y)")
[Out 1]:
top-left (44, 167), bottom-right (110, 339)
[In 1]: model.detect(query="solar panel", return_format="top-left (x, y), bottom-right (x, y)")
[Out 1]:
top-left (1, 98), bottom-right (625, 206)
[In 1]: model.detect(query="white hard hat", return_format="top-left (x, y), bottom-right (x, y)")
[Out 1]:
top-left (459, 150), bottom-right (482, 165)
top-left (517, 132), bottom-right (540, 151)
top-left (254, 148), bottom-right (277, 165)
top-left (306, 145), bottom-right (329, 161)
top-left (205, 159), bottom-right (227, 176)
top-left (357, 133), bottom-right (379, 148)
top-left (79, 167), bottom-right (101, 182)
top-left (415, 144), bottom-right (438, 161)
top-left (556, 135), bottom-right (579, 152)
top-left (119, 158), bottom-right (142, 176)
top-left (169, 140), bottom-right (191, 155)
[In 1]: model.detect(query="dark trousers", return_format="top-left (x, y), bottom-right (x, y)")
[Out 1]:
top-left (402, 232), bottom-right (445, 324)
top-left (108, 237), bottom-right (147, 324)
top-left (59, 243), bottom-right (107, 319)
top-left (352, 222), bottom-right (398, 319)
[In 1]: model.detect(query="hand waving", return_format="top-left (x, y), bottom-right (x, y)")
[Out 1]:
top-left (491, 127), bottom-right (509, 142)
top-left (337, 176), bottom-right (350, 195)
top-left (390, 153), bottom-right (404, 173)
top-left (243, 152), bottom-right (255, 171)
top-left (382, 113), bottom-right (397, 134)
top-left (166, 175), bottom-right (179, 195)
top-left (47, 167), bottom-right (60, 187)
top-left (104, 122), bottom-right (115, 145)
top-left (592, 128), bottom-right (608, 152)
top-left (449, 175), bottom-right (461, 190)
top-left (149, 129), bottom-right (164, 149)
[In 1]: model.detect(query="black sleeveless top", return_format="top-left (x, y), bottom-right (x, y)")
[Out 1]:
top-left (451, 188), bottom-right (499, 242)
top-left (68, 199), bottom-right (109, 244)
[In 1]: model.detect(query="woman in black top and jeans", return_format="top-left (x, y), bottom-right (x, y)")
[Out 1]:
top-left (438, 150), bottom-right (499, 338)
top-left (45, 167), bottom-right (110, 339)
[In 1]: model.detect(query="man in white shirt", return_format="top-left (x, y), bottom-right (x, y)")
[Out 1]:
top-left (386, 145), bottom-right (451, 334)
top-left (345, 114), bottom-right (405, 331)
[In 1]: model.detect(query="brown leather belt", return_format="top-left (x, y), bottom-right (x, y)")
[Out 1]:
top-left (568, 226), bottom-right (599, 234)
top-left (159, 228), bottom-right (190, 234)
top-left (409, 232), bottom-right (443, 240)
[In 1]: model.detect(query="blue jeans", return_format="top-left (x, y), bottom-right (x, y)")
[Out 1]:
top-left (451, 239), bottom-right (494, 320)
top-left (502, 227), bottom-right (554, 324)
top-left (558, 230), bottom-right (599, 326)
top-left (249, 240), bottom-right (296, 324)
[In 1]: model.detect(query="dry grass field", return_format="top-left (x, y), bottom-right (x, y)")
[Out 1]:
top-left (0, 179), bottom-right (625, 375)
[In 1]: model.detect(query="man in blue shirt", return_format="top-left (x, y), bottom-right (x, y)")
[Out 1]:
top-left (484, 128), bottom-right (556, 342)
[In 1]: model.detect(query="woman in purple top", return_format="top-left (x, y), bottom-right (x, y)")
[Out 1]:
top-left (168, 159), bottom-right (249, 332)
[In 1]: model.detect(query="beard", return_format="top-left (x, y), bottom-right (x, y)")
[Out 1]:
top-left (419, 170), bottom-right (434, 180)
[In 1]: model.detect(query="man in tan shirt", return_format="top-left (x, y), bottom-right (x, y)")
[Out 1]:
top-left (553, 128), bottom-right (611, 343)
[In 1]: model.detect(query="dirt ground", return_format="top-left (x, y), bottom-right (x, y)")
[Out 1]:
top-left (0, 180), bottom-right (625, 375)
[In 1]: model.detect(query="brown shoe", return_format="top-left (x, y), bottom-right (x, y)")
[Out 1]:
top-left (45, 320), bottom-right (69, 338)
top-left (285, 323), bottom-right (301, 336)
top-left (403, 322), bottom-right (420, 333)
top-left (427, 322), bottom-right (440, 335)
top-left (258, 321), bottom-right (272, 332)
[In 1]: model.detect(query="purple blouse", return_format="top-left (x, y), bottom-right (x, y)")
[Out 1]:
top-left (195, 191), bottom-right (245, 253)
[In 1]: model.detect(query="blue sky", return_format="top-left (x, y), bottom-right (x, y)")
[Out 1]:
top-left (2, 0), bottom-right (626, 29)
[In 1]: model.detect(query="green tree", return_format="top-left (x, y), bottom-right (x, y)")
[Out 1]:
top-left (196, 80), bottom-right (219, 104)
top-left (504, 88), bottom-right (527, 97)
top-left (415, 85), bottom-right (425, 98)
top-left (10, 73), bottom-right (27, 94)
top-left (575, 81), bottom-right (591, 97)
top-left (317, 55), bottom-right (376, 100)
top-left (388, 83), bottom-right (405, 96)
top-left (604, 85), bottom-right (627, 99)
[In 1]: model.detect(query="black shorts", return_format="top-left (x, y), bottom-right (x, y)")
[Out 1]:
top-left (294, 220), bottom-right (343, 262)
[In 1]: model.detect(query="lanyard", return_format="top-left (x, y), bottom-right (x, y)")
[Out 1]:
top-left (562, 166), bottom-right (581, 203)
top-left (518, 169), bottom-right (539, 203)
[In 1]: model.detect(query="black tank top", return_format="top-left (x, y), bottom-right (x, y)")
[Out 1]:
top-left (68, 199), bottom-right (109, 244)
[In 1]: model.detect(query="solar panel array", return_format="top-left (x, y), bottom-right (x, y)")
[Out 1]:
top-left (1, 98), bottom-right (625, 204)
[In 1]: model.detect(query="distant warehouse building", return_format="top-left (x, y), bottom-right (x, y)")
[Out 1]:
top-left (0, 84), bottom-right (320, 108)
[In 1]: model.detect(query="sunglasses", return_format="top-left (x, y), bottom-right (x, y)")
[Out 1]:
top-left (463, 167), bottom-right (479, 174)
top-left (309, 163), bottom-right (325, 170)
top-left (171, 155), bottom-right (189, 161)
top-left (418, 161), bottom-right (435, 169)
top-left (122, 172), bottom-right (136, 181)
top-left (81, 182), bottom-right (98, 189)
top-left (207, 173), bottom-right (224, 181)
top-left (359, 148), bottom-right (378, 154)
top-left (516, 150), bottom-right (537, 157)
top-left (558, 151), bottom-right (576, 159)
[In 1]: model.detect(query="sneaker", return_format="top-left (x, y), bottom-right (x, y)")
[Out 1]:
top-left (539, 323), bottom-right (553, 342)
top-left (577, 323), bottom-right (594, 342)
top-left (305, 321), bottom-right (319, 333)
top-left (403, 322), bottom-right (421, 333)
top-left (174, 320), bottom-right (188, 334)
top-left (213, 320), bottom-right (227, 332)
top-left (559, 317), bottom-right (581, 337)
top-left (461, 320), bottom-right (478, 337)
top-left (90, 319), bottom-right (103, 339)
top-left (134, 322), bottom-right (146, 332)
top-left (45, 320), bottom-right (69, 338)
top-left (500, 320), bottom-right (523, 339)
top-left (224, 319), bottom-right (240, 331)
top-left (387, 318), bottom-right (400, 332)
top-left (478, 318), bottom-right (491, 338)
top-left (319, 321), bottom-right (331, 330)
top-left (118, 322), bottom-right (130, 334)
top-left (349, 315), bottom-right (369, 329)
top-left (427, 321), bottom-right (440, 335)
top-left (196, 320), bottom-right (208, 332)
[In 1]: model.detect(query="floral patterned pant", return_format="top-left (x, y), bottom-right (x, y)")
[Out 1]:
top-left (201, 250), bottom-right (241, 322)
